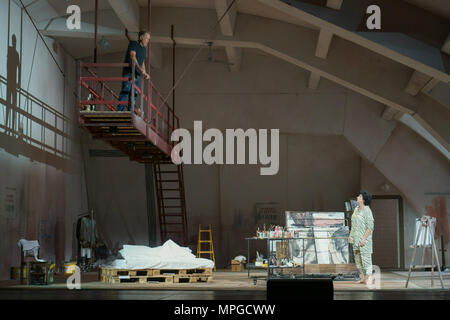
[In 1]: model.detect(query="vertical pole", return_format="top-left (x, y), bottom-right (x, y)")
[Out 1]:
top-left (171, 25), bottom-right (176, 137)
top-left (267, 238), bottom-right (270, 279)
top-left (131, 61), bottom-right (135, 113)
top-left (145, 164), bottom-right (157, 247)
top-left (247, 238), bottom-right (250, 278)
top-left (147, 0), bottom-right (152, 122)
top-left (94, 0), bottom-right (98, 63)
top-left (197, 224), bottom-right (201, 258)
top-left (140, 70), bottom-right (143, 117)
top-left (431, 235), bottom-right (434, 287)
top-left (90, 209), bottom-right (94, 271)
top-left (77, 61), bottom-right (82, 116)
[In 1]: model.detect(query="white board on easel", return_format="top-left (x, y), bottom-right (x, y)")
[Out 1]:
top-left (413, 217), bottom-right (435, 247)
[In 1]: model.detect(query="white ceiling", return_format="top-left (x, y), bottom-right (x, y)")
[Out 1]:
top-left (41, 0), bottom-right (319, 58)
top-left (32, 0), bottom-right (449, 59)
top-left (143, 0), bottom-right (318, 29)
top-left (46, 0), bottom-right (111, 15)
top-left (40, 0), bottom-right (450, 22)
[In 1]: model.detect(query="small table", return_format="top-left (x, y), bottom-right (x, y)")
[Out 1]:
top-left (21, 261), bottom-right (49, 285)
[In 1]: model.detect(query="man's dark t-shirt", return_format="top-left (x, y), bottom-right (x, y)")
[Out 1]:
top-left (122, 40), bottom-right (146, 76)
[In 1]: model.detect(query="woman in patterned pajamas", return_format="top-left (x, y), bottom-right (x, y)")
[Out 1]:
top-left (348, 191), bottom-right (374, 284)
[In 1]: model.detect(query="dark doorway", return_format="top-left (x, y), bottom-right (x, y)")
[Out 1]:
top-left (371, 195), bottom-right (404, 269)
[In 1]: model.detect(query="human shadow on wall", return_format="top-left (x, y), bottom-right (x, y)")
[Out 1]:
top-left (0, 33), bottom-right (71, 171)
top-left (6, 34), bottom-right (19, 137)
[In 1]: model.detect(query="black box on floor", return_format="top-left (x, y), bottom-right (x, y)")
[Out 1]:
top-left (267, 278), bottom-right (333, 300)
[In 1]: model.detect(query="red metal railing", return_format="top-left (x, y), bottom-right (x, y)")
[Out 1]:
top-left (78, 61), bottom-right (180, 146)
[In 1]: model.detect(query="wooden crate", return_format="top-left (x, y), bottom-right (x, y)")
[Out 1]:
top-left (231, 264), bottom-right (244, 272)
top-left (231, 260), bottom-right (245, 272)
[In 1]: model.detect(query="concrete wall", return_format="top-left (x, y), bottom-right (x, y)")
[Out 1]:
top-left (343, 81), bottom-right (450, 268)
top-left (0, 0), bottom-right (85, 280)
top-left (213, 133), bottom-right (360, 266)
top-left (361, 158), bottom-right (450, 268)
top-left (84, 151), bottom-right (149, 250)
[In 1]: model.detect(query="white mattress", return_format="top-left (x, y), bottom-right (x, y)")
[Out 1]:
top-left (105, 239), bottom-right (215, 270)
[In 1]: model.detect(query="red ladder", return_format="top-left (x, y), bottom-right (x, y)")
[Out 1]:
top-left (154, 162), bottom-right (188, 245)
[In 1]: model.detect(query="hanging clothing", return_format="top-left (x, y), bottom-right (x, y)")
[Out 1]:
top-left (77, 217), bottom-right (99, 248)
top-left (81, 248), bottom-right (92, 259)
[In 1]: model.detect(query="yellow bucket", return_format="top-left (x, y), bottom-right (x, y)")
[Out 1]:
top-left (63, 262), bottom-right (77, 275)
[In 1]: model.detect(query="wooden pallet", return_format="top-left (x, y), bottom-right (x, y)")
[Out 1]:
top-left (101, 268), bottom-right (154, 277)
top-left (101, 274), bottom-right (174, 284)
top-left (173, 275), bottom-right (212, 283)
top-left (101, 267), bottom-right (212, 276)
top-left (100, 267), bottom-right (213, 284)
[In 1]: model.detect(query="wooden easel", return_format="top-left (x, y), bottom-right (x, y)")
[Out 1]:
top-left (405, 216), bottom-right (444, 288)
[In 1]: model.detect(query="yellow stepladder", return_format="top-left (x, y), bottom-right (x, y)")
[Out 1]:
top-left (197, 224), bottom-right (216, 271)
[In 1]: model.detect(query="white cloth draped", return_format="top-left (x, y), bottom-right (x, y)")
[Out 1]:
top-left (106, 240), bottom-right (214, 270)
top-left (17, 239), bottom-right (46, 262)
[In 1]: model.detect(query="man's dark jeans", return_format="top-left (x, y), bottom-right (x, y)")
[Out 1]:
top-left (117, 73), bottom-right (140, 111)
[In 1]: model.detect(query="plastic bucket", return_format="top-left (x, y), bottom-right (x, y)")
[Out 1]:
top-left (63, 261), bottom-right (77, 275)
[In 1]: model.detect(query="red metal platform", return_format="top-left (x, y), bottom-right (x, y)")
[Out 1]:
top-left (77, 62), bottom-right (178, 163)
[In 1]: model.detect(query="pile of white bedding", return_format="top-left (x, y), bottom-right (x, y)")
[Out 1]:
top-left (106, 239), bottom-right (214, 270)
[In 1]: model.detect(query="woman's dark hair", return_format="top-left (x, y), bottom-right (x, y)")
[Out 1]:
top-left (359, 190), bottom-right (372, 206)
top-left (138, 30), bottom-right (149, 40)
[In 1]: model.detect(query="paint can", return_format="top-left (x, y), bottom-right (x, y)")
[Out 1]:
top-left (63, 261), bottom-right (77, 275)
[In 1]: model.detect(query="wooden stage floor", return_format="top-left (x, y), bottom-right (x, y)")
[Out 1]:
top-left (0, 270), bottom-right (449, 300)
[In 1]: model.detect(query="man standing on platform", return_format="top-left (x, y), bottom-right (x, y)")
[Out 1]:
top-left (117, 31), bottom-right (150, 111)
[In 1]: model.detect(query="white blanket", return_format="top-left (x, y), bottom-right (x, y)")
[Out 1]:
top-left (17, 239), bottom-right (46, 262)
top-left (106, 240), bottom-right (214, 270)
